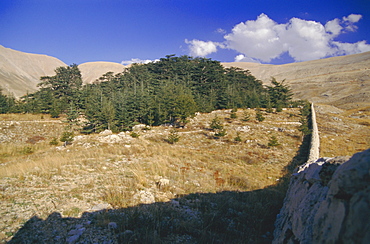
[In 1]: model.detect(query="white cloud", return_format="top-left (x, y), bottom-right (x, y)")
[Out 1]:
top-left (333, 40), bottom-right (370, 55)
top-left (185, 39), bottom-right (220, 57)
top-left (185, 13), bottom-right (370, 63)
top-left (343, 14), bottom-right (362, 23)
top-left (281, 17), bottom-right (334, 61)
top-left (325, 18), bottom-right (342, 36)
top-left (343, 14), bottom-right (362, 32)
top-left (224, 13), bottom-right (285, 62)
top-left (121, 58), bottom-right (159, 66)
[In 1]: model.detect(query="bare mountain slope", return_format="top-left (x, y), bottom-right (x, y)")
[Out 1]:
top-left (222, 51), bottom-right (370, 108)
top-left (79, 62), bottom-right (125, 84)
top-left (0, 46), bottom-right (126, 97)
top-left (0, 45), bottom-right (66, 97)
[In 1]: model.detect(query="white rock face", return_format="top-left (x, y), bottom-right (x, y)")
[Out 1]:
top-left (133, 190), bottom-right (155, 204)
top-left (273, 149), bottom-right (370, 243)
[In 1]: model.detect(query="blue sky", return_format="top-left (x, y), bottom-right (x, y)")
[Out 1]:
top-left (1, 0), bottom-right (369, 65)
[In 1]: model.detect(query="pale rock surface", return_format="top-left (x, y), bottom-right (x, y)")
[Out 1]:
top-left (273, 149), bottom-right (370, 244)
top-left (133, 189), bottom-right (156, 204)
top-left (99, 129), bottom-right (113, 135)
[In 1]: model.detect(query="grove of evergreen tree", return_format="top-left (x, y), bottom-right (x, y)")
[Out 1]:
top-left (0, 55), bottom-right (296, 133)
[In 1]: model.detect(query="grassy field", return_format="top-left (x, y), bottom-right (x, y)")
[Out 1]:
top-left (315, 104), bottom-right (370, 157)
top-left (1, 108), bottom-right (308, 243)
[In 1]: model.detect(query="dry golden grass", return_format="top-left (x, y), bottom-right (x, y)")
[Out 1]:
top-left (316, 105), bottom-right (370, 157)
top-left (1, 108), bottom-right (302, 194)
top-left (1, 108), bottom-right (307, 242)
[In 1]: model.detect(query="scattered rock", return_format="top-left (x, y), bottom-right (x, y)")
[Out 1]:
top-left (98, 134), bottom-right (122, 143)
top-left (90, 203), bottom-right (112, 211)
top-left (132, 124), bottom-right (147, 131)
top-left (133, 190), bottom-right (155, 204)
top-left (99, 129), bottom-right (113, 135)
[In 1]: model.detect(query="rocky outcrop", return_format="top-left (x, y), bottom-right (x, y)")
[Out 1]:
top-left (273, 149), bottom-right (370, 243)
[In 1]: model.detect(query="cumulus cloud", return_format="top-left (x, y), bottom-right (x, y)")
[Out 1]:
top-left (225, 13), bottom-right (285, 62)
top-left (185, 39), bottom-right (222, 57)
top-left (185, 13), bottom-right (370, 63)
top-left (121, 58), bottom-right (159, 66)
top-left (325, 18), bottom-right (342, 36)
top-left (342, 14), bottom-right (362, 32)
top-left (333, 40), bottom-right (370, 55)
top-left (281, 17), bottom-right (334, 61)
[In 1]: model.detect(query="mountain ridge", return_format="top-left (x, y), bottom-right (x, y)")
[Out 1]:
top-left (222, 51), bottom-right (370, 108)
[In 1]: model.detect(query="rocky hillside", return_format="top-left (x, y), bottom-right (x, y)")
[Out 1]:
top-left (222, 51), bottom-right (370, 109)
top-left (273, 149), bottom-right (370, 243)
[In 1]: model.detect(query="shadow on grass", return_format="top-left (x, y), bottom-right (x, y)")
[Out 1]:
top-left (8, 135), bottom-right (311, 244)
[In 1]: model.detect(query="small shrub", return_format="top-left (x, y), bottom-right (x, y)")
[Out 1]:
top-left (210, 115), bottom-right (223, 130)
top-left (242, 111), bottom-right (250, 121)
top-left (256, 110), bottom-right (265, 122)
top-left (234, 132), bottom-right (242, 142)
top-left (60, 131), bottom-right (74, 145)
top-left (215, 128), bottom-right (227, 137)
top-left (49, 137), bottom-right (59, 146)
top-left (210, 115), bottom-right (227, 137)
top-left (268, 136), bottom-right (280, 147)
top-left (21, 146), bottom-right (34, 155)
top-left (130, 132), bottom-right (140, 138)
top-left (167, 129), bottom-right (180, 144)
top-left (230, 108), bottom-right (237, 119)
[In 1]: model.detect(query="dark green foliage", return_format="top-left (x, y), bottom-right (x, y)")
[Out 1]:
top-left (266, 77), bottom-right (293, 108)
top-left (49, 137), bottom-right (59, 146)
top-left (268, 136), bottom-right (280, 147)
top-left (130, 132), bottom-right (140, 138)
top-left (234, 132), bottom-right (242, 142)
top-left (298, 101), bottom-right (312, 136)
top-left (276, 103), bottom-right (283, 112)
top-left (242, 110), bottom-right (251, 122)
top-left (210, 115), bottom-right (227, 137)
top-left (21, 146), bottom-right (34, 155)
top-left (230, 108), bottom-right (237, 119)
top-left (0, 87), bottom-right (16, 113)
top-left (255, 110), bottom-right (265, 122)
top-left (210, 115), bottom-right (223, 130)
top-left (60, 131), bottom-right (74, 144)
top-left (167, 128), bottom-right (180, 144)
top-left (38, 64), bottom-right (82, 104)
top-left (14, 56), bottom-right (280, 133)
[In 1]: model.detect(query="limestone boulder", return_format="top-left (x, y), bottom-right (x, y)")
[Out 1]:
top-left (273, 149), bottom-right (370, 244)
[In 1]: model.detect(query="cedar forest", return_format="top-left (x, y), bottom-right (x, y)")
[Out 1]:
top-left (0, 55), bottom-right (298, 133)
